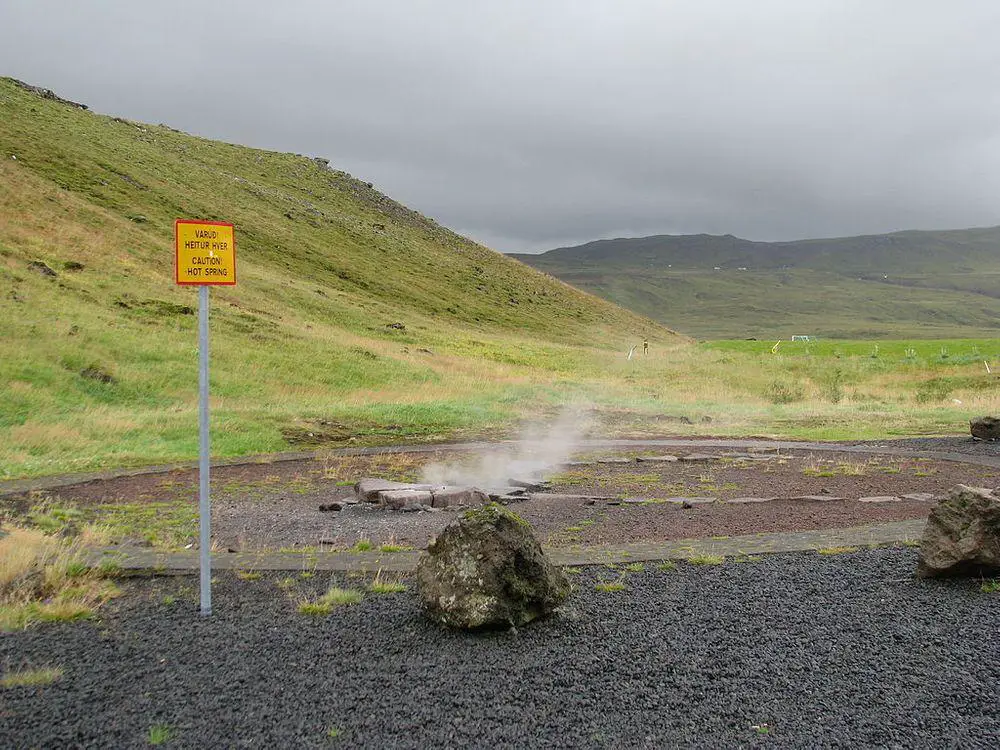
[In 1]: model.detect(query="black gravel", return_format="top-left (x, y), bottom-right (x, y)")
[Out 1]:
top-left (3, 549), bottom-right (1000, 749)
top-left (850, 435), bottom-right (1000, 459)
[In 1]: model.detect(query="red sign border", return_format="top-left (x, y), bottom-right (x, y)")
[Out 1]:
top-left (174, 219), bottom-right (237, 286)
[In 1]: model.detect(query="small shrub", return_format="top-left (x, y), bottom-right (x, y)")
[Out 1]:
top-left (351, 539), bottom-right (373, 553)
top-left (656, 561), bottom-right (677, 572)
top-left (764, 380), bottom-right (804, 404)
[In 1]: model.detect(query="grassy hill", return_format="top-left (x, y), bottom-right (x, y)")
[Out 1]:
top-left (0, 78), bottom-right (679, 478)
top-left (512, 229), bottom-right (1000, 339)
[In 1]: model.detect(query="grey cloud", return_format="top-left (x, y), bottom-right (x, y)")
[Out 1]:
top-left (2, 1), bottom-right (1000, 251)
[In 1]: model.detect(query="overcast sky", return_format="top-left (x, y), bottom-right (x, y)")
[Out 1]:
top-left (3, 1), bottom-right (999, 252)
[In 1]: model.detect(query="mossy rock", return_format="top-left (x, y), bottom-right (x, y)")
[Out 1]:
top-left (417, 503), bottom-right (570, 629)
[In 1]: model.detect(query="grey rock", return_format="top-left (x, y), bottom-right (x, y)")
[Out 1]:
top-left (665, 496), bottom-right (716, 505)
top-left (597, 457), bottom-right (632, 464)
top-left (902, 493), bottom-right (938, 502)
top-left (487, 487), bottom-right (525, 501)
top-left (355, 478), bottom-right (433, 502)
top-left (635, 455), bottom-right (678, 463)
top-left (971, 416), bottom-right (1000, 441)
top-left (563, 461), bottom-right (595, 467)
top-left (790, 495), bottom-right (845, 502)
top-left (680, 453), bottom-right (717, 462)
top-left (318, 502), bottom-right (344, 512)
top-left (726, 497), bottom-right (776, 504)
top-left (416, 504), bottom-right (571, 629)
top-left (378, 489), bottom-right (434, 511)
top-left (431, 486), bottom-right (489, 509)
top-left (857, 496), bottom-right (901, 503)
top-left (917, 484), bottom-right (1000, 577)
top-left (509, 477), bottom-right (546, 491)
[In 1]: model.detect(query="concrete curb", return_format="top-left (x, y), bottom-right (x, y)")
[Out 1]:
top-left (90, 519), bottom-right (926, 573)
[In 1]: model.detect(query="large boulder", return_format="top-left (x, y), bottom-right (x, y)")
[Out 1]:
top-left (917, 485), bottom-right (1000, 577)
top-left (971, 416), bottom-right (1000, 441)
top-left (416, 503), bottom-right (571, 628)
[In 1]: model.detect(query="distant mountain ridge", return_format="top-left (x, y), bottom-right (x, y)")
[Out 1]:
top-left (520, 226), bottom-right (1000, 274)
top-left (511, 227), bottom-right (1000, 338)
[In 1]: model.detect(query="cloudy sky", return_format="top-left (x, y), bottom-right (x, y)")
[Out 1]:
top-left (2, 1), bottom-right (999, 252)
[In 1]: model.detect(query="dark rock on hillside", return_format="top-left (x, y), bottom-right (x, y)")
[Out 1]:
top-left (971, 416), bottom-right (1000, 441)
top-left (917, 485), bottom-right (1000, 577)
top-left (28, 260), bottom-right (56, 277)
top-left (417, 504), bottom-right (570, 629)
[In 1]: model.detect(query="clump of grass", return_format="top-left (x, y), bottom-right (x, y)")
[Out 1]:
top-left (981, 579), bottom-right (1000, 593)
top-left (900, 539), bottom-right (920, 548)
top-left (594, 578), bottom-right (627, 592)
top-left (817, 546), bottom-right (859, 555)
top-left (147, 724), bottom-right (174, 745)
top-left (0, 526), bottom-right (121, 631)
top-left (276, 577), bottom-right (297, 590)
top-left (350, 539), bottom-right (373, 553)
top-left (236, 570), bottom-right (262, 581)
top-left (368, 572), bottom-right (407, 594)
top-left (656, 560), bottom-right (677, 572)
top-left (1, 665), bottom-right (63, 688)
top-left (377, 542), bottom-right (413, 553)
top-left (623, 562), bottom-right (645, 573)
top-left (298, 586), bottom-right (364, 614)
top-left (563, 567), bottom-right (582, 575)
top-left (327, 726), bottom-right (343, 739)
top-left (162, 594), bottom-right (176, 605)
top-left (688, 553), bottom-right (725, 566)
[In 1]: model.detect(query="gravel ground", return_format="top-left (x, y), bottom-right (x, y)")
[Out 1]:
top-left (3, 548), bottom-right (1000, 749)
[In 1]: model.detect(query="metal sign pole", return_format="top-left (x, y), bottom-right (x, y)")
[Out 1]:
top-left (198, 284), bottom-right (212, 615)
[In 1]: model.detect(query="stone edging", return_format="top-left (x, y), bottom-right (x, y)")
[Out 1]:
top-left (90, 519), bottom-right (926, 574)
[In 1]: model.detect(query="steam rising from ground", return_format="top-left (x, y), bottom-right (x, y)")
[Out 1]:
top-left (421, 408), bottom-right (593, 489)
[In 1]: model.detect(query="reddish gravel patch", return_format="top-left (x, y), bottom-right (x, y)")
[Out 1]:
top-left (4, 446), bottom-right (997, 550)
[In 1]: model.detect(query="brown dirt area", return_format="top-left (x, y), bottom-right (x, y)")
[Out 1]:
top-left (4, 445), bottom-right (997, 552)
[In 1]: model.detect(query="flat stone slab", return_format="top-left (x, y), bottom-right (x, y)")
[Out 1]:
top-left (789, 495), bottom-right (846, 502)
top-left (857, 495), bottom-right (901, 503)
top-left (431, 486), bottom-right (489, 509)
top-left (902, 493), bottom-right (938, 502)
top-left (664, 496), bottom-right (717, 505)
top-left (597, 457), bottom-right (633, 464)
top-left (726, 497), bottom-right (777, 504)
top-left (562, 461), bottom-right (595, 467)
top-left (355, 478), bottom-right (434, 502)
top-left (680, 453), bottom-right (718, 462)
top-left (635, 455), bottom-right (678, 463)
top-left (378, 489), bottom-right (434, 510)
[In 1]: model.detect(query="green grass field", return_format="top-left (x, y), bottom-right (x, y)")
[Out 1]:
top-left (1, 78), bottom-right (997, 481)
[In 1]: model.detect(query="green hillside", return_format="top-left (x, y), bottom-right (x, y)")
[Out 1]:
top-left (0, 78), bottom-right (678, 479)
top-left (512, 229), bottom-right (1000, 339)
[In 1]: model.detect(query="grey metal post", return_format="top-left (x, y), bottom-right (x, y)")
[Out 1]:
top-left (198, 284), bottom-right (211, 615)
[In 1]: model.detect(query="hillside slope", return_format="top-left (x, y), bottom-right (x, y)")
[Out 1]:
top-left (512, 229), bottom-right (1000, 338)
top-left (0, 78), bottom-right (677, 478)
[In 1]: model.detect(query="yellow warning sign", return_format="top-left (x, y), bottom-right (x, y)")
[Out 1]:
top-left (175, 220), bottom-right (236, 285)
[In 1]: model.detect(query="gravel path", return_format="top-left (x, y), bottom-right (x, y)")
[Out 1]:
top-left (4, 548), bottom-right (1000, 749)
